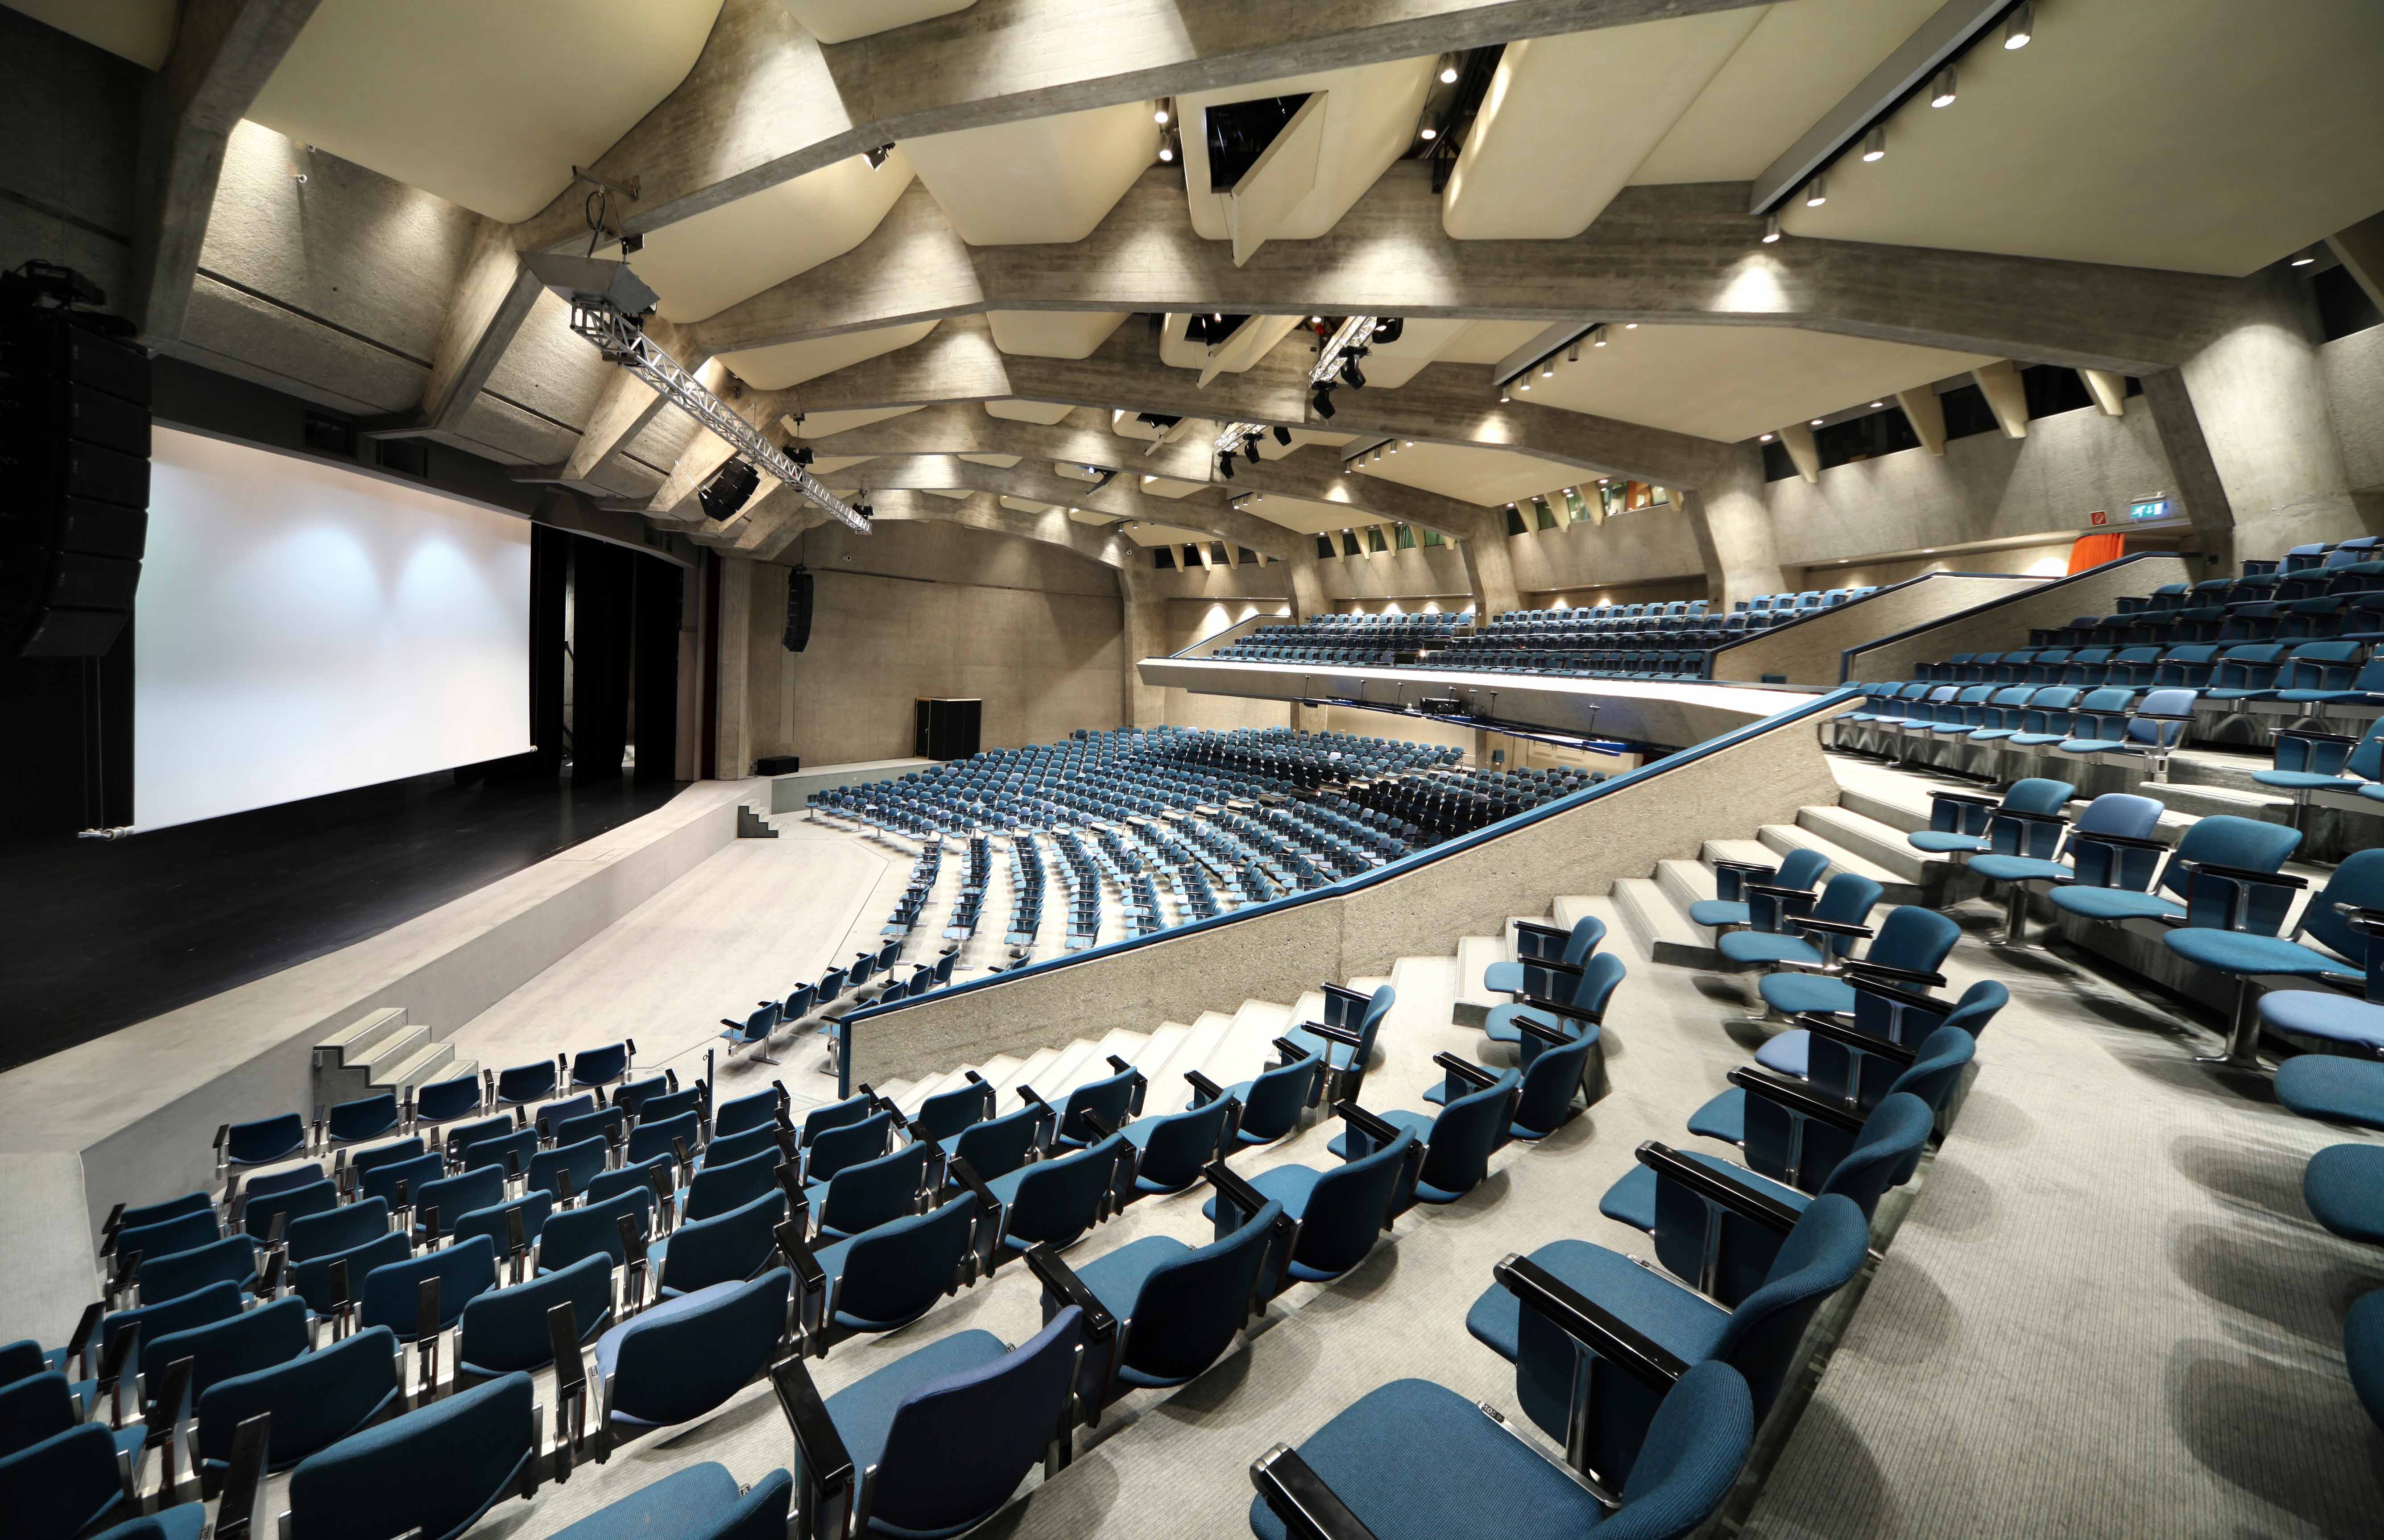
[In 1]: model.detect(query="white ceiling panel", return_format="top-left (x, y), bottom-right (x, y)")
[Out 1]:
top-left (11, 0), bottom-right (176, 67)
top-left (1442, 11), bottom-right (1764, 238)
top-left (1353, 440), bottom-right (1588, 505)
top-left (778, 0), bottom-right (973, 45)
top-left (962, 452), bottom-right (1022, 468)
top-left (987, 311), bottom-right (1134, 358)
top-left (1779, 0), bottom-right (2384, 275)
top-left (787, 405), bottom-right (922, 439)
top-left (716, 319), bottom-right (937, 391)
top-left (248, 0), bottom-right (722, 222)
top-left (636, 151), bottom-right (915, 323)
top-left (1433, 319), bottom-right (1556, 365)
top-left (905, 100), bottom-right (1160, 244)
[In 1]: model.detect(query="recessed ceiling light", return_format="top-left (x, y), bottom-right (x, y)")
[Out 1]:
top-left (1439, 64), bottom-right (1459, 84)
top-left (2291, 245), bottom-right (2319, 266)
top-left (1861, 126), bottom-right (1887, 162)
top-left (1420, 126), bottom-right (1438, 141)
top-left (1624, 322), bottom-right (1638, 329)
top-left (1931, 66), bottom-right (1958, 108)
top-left (1810, 418), bottom-right (1825, 426)
top-left (1159, 144), bottom-right (1174, 163)
top-left (1759, 433), bottom-right (1774, 443)
top-left (2003, 2), bottom-right (2033, 49)
top-left (1870, 401), bottom-right (1884, 409)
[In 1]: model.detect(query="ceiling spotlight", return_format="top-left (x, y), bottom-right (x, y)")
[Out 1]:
top-left (1273, 425), bottom-right (1293, 446)
top-left (1371, 447), bottom-right (1383, 463)
top-left (1809, 418), bottom-right (1825, 427)
top-left (2003, 1), bottom-right (2033, 49)
top-left (1211, 312), bottom-right (1222, 322)
top-left (1566, 343), bottom-right (1581, 363)
top-left (1760, 432), bottom-right (1775, 443)
top-left (1219, 451), bottom-right (1236, 480)
top-left (1870, 400), bottom-right (1884, 409)
top-left (1804, 174), bottom-right (1827, 208)
top-left (1440, 63), bottom-right (1459, 84)
top-left (1762, 214), bottom-right (1781, 244)
top-left (1498, 388), bottom-right (1511, 403)
top-left (1159, 141), bottom-right (1175, 163)
top-left (1930, 66), bottom-right (1958, 108)
top-left (1154, 105), bottom-right (1170, 125)
top-left (1861, 126), bottom-right (1887, 162)
top-left (1516, 378), bottom-right (1531, 391)
top-left (1589, 324), bottom-right (1608, 348)
top-left (1540, 359), bottom-right (1555, 378)
top-left (1625, 322), bottom-right (1638, 329)
top-left (2292, 244), bottom-right (2321, 267)
top-left (1311, 385), bottom-right (1337, 419)
top-left (1420, 126), bottom-right (1438, 141)
top-left (1340, 356), bottom-right (1366, 389)
top-left (864, 143), bottom-right (895, 169)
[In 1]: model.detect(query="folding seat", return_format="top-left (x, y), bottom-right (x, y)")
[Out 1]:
top-left (592, 1269), bottom-right (791, 1445)
top-left (452, 1126), bottom-right (538, 1187)
top-left (2265, 643), bottom-right (2376, 709)
top-left (810, 1143), bottom-right (929, 1242)
top-left (1465, 1194), bottom-right (1864, 1486)
top-left (1715, 873), bottom-right (1884, 974)
top-left (791, 1193), bottom-right (981, 1345)
top-left (451, 1192), bottom-right (557, 1273)
top-left (239, 1176), bottom-right (338, 1241)
top-left (537, 1189), bottom-right (653, 1277)
top-left (323, 1093), bottom-right (401, 1150)
top-left (2275, 1054), bottom-right (2384, 1130)
top-left (588, 1152), bottom-right (675, 1209)
top-left (2152, 644), bottom-right (2222, 688)
top-left (981, 1133), bottom-right (1132, 1258)
top-left (218, 1112), bottom-right (310, 1176)
top-left (1601, 1092), bottom-right (1934, 1299)
top-left (718, 1005), bottom-right (780, 1064)
top-left (796, 1093), bottom-right (872, 1148)
top-left (289, 1233), bottom-right (410, 1332)
top-left (625, 1109), bottom-right (702, 1169)
top-left (284, 1197), bottom-right (389, 1268)
top-left (1336, 1064), bottom-right (1518, 1205)
top-left (114, 1207), bottom-right (221, 1276)
top-left (0, 1417), bottom-right (207, 1540)
top-left (802, 1110), bottom-right (894, 1189)
top-left (656, 1192), bottom-right (788, 1299)
top-left (775, 1307), bottom-right (1081, 1539)
top-left (284, 1369), bottom-right (537, 1540)
top-left (2198, 642), bottom-right (2289, 703)
top-left (2003, 686), bottom-right (2086, 748)
top-left (683, 1147), bottom-right (788, 1228)
top-left (490, 1060), bottom-right (558, 1109)
top-left (1923, 683), bottom-right (1999, 737)
top-left (0, 1371), bottom-right (146, 1467)
top-left (1213, 1047), bottom-right (1322, 1148)
top-left (1122, 1094), bottom-right (1238, 1195)
top-left (527, 1135), bottom-right (608, 1203)
top-left (1966, 791), bottom-right (2165, 947)
top-left (1482, 952), bottom-right (1621, 1075)
top-left (544, 1463), bottom-right (791, 1540)
top-left (141, 1295), bottom-right (309, 1409)
top-left (1051, 1063), bottom-right (1143, 1150)
top-left (412, 1166), bottom-right (504, 1242)
top-left (1753, 977), bottom-right (2007, 1081)
top-left (530, 1093), bottom-right (598, 1143)
top-left (1751, 904), bottom-right (1961, 1030)
top-left (2166, 849), bottom-right (2384, 1068)
top-left (1200, 1117), bottom-right (1416, 1289)
top-left (1908, 777), bottom-right (2074, 856)
top-left (1482, 916), bottom-right (1603, 994)
top-left (1285, 983), bottom-right (1394, 1080)
top-left (360, 1235), bottom-right (497, 1346)
top-left (2253, 718), bottom-right (2384, 822)
top-left (2047, 814), bottom-right (2301, 940)
top-left (2058, 647), bottom-right (2117, 687)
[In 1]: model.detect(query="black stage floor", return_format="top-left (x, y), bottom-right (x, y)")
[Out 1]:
top-left (0, 770), bottom-right (685, 1074)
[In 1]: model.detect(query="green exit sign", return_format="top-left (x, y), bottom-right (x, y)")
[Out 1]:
top-left (2128, 497), bottom-right (2176, 522)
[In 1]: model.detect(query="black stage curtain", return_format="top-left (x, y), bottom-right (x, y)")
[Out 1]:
top-left (631, 556), bottom-right (682, 784)
top-left (572, 538), bottom-right (636, 782)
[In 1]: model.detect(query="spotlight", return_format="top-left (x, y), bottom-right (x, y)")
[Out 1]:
top-left (1862, 126), bottom-right (1887, 162)
top-left (1311, 385), bottom-right (1337, 420)
top-left (1420, 126), bottom-right (1438, 141)
top-left (1159, 141), bottom-right (1175, 164)
top-left (1154, 105), bottom-right (1170, 125)
top-left (1244, 435), bottom-right (1264, 466)
top-left (1219, 451), bottom-right (1236, 480)
top-left (791, 445), bottom-right (815, 468)
top-left (2003, 1), bottom-right (2033, 49)
top-left (2292, 244), bottom-right (2320, 266)
top-left (1625, 322), bottom-right (1638, 329)
top-left (1809, 418), bottom-right (1824, 427)
top-left (1516, 378), bottom-right (1531, 392)
top-left (1498, 388), bottom-right (1511, 403)
top-left (1930, 66), bottom-right (1957, 108)
top-left (1370, 318), bottom-right (1404, 345)
top-left (1272, 424), bottom-right (1292, 446)
top-left (1589, 324), bottom-right (1608, 348)
top-left (1540, 359), bottom-right (1555, 378)
top-left (1804, 174), bottom-right (1827, 208)
top-left (1870, 401), bottom-right (1884, 409)
top-left (1370, 447), bottom-right (1382, 463)
top-left (1760, 433), bottom-right (1774, 443)
top-left (1340, 356), bottom-right (1366, 389)
top-left (1566, 343), bottom-right (1581, 363)
top-left (864, 143), bottom-right (895, 169)
top-left (1440, 63), bottom-right (1459, 84)
top-left (1762, 214), bottom-right (1781, 243)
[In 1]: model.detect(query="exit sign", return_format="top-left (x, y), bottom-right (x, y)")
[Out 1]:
top-left (2128, 497), bottom-right (2177, 522)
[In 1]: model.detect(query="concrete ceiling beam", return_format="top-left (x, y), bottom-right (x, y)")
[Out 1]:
top-left (795, 402), bottom-right (1217, 483)
top-left (129, 0), bottom-right (323, 341)
top-left (687, 171), bottom-right (2245, 375)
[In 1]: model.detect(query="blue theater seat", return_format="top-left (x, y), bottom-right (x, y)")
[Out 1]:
top-left (285, 1368), bottom-right (537, 1540)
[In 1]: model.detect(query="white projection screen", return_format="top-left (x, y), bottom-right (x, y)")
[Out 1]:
top-left (134, 427), bottom-right (533, 831)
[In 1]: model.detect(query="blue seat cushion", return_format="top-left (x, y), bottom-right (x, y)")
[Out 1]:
top-left (1757, 974), bottom-right (1854, 1018)
top-left (820, 1328), bottom-right (1010, 1484)
top-left (1685, 1089), bottom-right (1747, 1147)
top-left (1715, 932), bottom-right (1824, 969)
top-left (2004, 733), bottom-right (2070, 746)
top-left (1966, 854), bottom-right (2074, 884)
top-left (1908, 831), bottom-right (1990, 854)
top-left (1464, 1239), bottom-right (1729, 1367)
top-left (1598, 1152), bottom-right (1811, 1236)
top-left (1201, 1163), bottom-right (1322, 1227)
top-left (1685, 899), bottom-right (1752, 929)
top-left (2048, 888), bottom-right (2185, 923)
top-left (591, 1283), bottom-right (745, 1426)
top-left (2259, 993), bottom-right (2384, 1052)
top-left (2346, 1290), bottom-right (2384, 1432)
top-left (89, 1504), bottom-right (208, 1540)
top-left (2165, 928), bottom-right (2358, 981)
top-left (1246, 1378), bottom-right (1606, 1540)
top-left (2305, 1144), bottom-right (2384, 1245)
top-left (1753, 1031), bottom-right (1811, 1077)
top-left (2252, 771), bottom-right (2364, 792)
top-left (1483, 1003), bottom-right (1574, 1046)
top-left (2276, 1056), bottom-right (2384, 1130)
top-left (1481, 960), bottom-right (1528, 996)
top-left (545, 1463), bottom-right (750, 1540)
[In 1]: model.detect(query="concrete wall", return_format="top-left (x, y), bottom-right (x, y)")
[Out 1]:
top-left (0, 8), bottom-right (141, 309)
top-left (1844, 555), bottom-right (2196, 683)
top-left (760, 520), bottom-right (1126, 766)
top-left (2322, 324), bottom-right (2384, 517)
top-left (844, 695), bottom-right (1850, 1090)
top-left (1710, 573), bottom-right (2046, 686)
top-left (1805, 538), bottom-right (2085, 590)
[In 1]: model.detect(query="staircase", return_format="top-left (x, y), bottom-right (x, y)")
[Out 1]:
top-left (312, 1007), bottom-right (475, 1109)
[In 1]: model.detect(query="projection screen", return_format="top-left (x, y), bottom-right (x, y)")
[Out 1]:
top-left (134, 427), bottom-right (533, 831)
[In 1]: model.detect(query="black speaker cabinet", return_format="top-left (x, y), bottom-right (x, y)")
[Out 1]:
top-left (915, 698), bottom-right (981, 761)
top-left (754, 755), bottom-right (801, 775)
top-left (782, 565), bottom-right (813, 652)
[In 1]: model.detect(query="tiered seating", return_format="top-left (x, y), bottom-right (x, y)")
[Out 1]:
top-left (1213, 610), bottom-right (1471, 666)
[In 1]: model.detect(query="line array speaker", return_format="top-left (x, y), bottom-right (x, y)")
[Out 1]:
top-left (0, 263), bottom-right (151, 658)
top-left (782, 564), bottom-right (813, 652)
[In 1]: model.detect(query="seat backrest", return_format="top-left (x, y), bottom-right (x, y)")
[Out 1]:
top-left (531, 1094), bottom-right (597, 1140)
top-left (712, 1089), bottom-right (782, 1142)
top-left (1237, 1052), bottom-right (1321, 1142)
top-left (1118, 1204), bottom-right (1283, 1387)
top-left (494, 1062), bottom-right (556, 1103)
top-left (2005, 777), bottom-right (2075, 816)
top-left (415, 1167), bottom-right (504, 1238)
top-left (1135, 1097), bottom-right (1237, 1191)
top-left (817, 1143), bottom-right (928, 1237)
top-left (286, 1198), bottom-right (389, 1266)
top-left (226, 1112), bottom-right (309, 1167)
top-left (413, 1077), bottom-right (482, 1126)
top-left (1770, 848), bottom-right (1829, 893)
top-left (2169, 815), bottom-right (2303, 929)
top-left (607, 1271), bottom-right (793, 1428)
top-left (658, 1192), bottom-right (787, 1296)
top-left (1296, 1129), bottom-right (1417, 1277)
top-left (1821, 1093), bottom-right (1937, 1216)
top-left (1059, 1069), bottom-right (1140, 1145)
top-left (451, 1191), bottom-right (556, 1257)
top-left (1866, 906), bottom-right (1962, 975)
top-left (112, 1190), bottom-right (214, 1238)
top-left (108, 1279), bottom-right (244, 1379)
top-left (0, 1373), bottom-right (79, 1461)
top-left (1004, 1135), bottom-right (1130, 1250)
top-left (954, 1103), bottom-right (1045, 1180)
top-left (242, 1177), bottom-right (339, 1239)
top-left (1419, 1070), bottom-right (1521, 1197)
top-left (915, 1080), bottom-right (994, 1144)
top-left (1560, 951), bottom-right (1628, 1017)
top-left (0, 1418), bottom-right (130, 1540)
top-left (117, 1208), bottom-right (222, 1270)
top-left (1883, 1025), bottom-right (1978, 1112)
top-left (1512, 1031), bottom-right (1594, 1136)
top-left (869, 1308), bottom-right (1084, 1537)
top-left (799, 1094), bottom-right (872, 1147)
top-left (196, 1325), bottom-right (401, 1473)
top-left (290, 1234), bottom-right (410, 1321)
top-left (1709, 1194), bottom-right (1868, 1415)
top-left (685, 1148), bottom-right (787, 1225)
top-left (1810, 874), bottom-right (1886, 943)
top-left (832, 1195), bottom-right (979, 1332)
top-left (805, 1110), bottom-right (894, 1184)
top-left (2302, 849), bottom-right (2384, 966)
top-left (528, 1135), bottom-right (609, 1201)
top-left (1609, 1360), bottom-right (1755, 1538)
top-left (537, 1188), bottom-right (650, 1275)
top-left (143, 1296), bottom-right (309, 1404)
top-left (360, 1234), bottom-right (496, 1338)
top-left (286, 1368), bottom-right (534, 1540)
top-left (625, 1111), bottom-right (701, 1168)
top-left (2063, 794), bottom-right (2166, 889)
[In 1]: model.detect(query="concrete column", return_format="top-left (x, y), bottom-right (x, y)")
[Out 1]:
top-left (1458, 534), bottom-right (1522, 622)
top-left (1117, 561), bottom-right (1168, 728)
top-left (1685, 446), bottom-right (1791, 610)
top-left (1971, 360), bottom-right (2030, 439)
top-left (1896, 388), bottom-right (1947, 455)
top-left (2149, 270), bottom-right (2358, 566)
top-left (1775, 422), bottom-right (1821, 483)
top-left (1282, 548), bottom-right (1333, 731)
top-left (715, 554), bottom-right (755, 778)
top-left (2328, 212), bottom-right (2384, 315)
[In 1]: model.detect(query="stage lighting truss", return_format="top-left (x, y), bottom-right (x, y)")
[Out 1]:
top-left (1310, 315), bottom-right (1379, 388)
top-left (544, 258), bottom-right (872, 534)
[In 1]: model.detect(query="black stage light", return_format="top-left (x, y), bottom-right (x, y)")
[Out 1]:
top-left (790, 445), bottom-right (814, 467)
top-left (1243, 434), bottom-right (1264, 466)
top-left (1311, 386), bottom-right (1337, 420)
top-left (1272, 425), bottom-right (1292, 446)
top-left (1340, 357), bottom-right (1366, 389)
top-left (1370, 318), bottom-right (1403, 345)
top-left (1219, 452), bottom-right (1236, 480)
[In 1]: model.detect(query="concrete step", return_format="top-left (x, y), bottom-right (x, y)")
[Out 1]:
top-left (1131, 1023), bottom-right (1197, 1112)
top-left (1655, 857), bottom-right (1718, 916)
top-left (375, 1039), bottom-right (459, 1093)
top-left (1050, 1029), bottom-right (1151, 1100)
top-left (1022, 1039), bottom-right (1103, 1101)
top-left (1552, 893), bottom-right (1603, 929)
top-left (1453, 935), bottom-right (1508, 1025)
top-left (356, 1025), bottom-right (435, 1083)
top-left (1835, 781), bottom-right (1936, 836)
top-left (315, 1006), bottom-right (409, 1069)
top-left (2163, 748), bottom-right (2276, 796)
top-left (1759, 822), bottom-right (1925, 908)
top-left (1159, 1013), bottom-right (1237, 1106)
top-left (1796, 803), bottom-right (1934, 886)
top-left (970, 1054), bottom-right (1026, 1107)
top-left (1203, 999), bottom-right (1296, 1091)
top-left (1699, 836), bottom-right (1782, 873)
top-left (2139, 778), bottom-right (2297, 826)
top-left (1612, 877), bottom-right (1714, 968)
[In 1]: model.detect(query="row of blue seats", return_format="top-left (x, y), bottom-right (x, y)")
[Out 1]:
top-left (1838, 683), bottom-right (2199, 780)
top-left (1907, 640), bottom-right (2384, 716)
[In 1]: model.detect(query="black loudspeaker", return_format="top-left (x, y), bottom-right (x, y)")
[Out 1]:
top-left (754, 755), bottom-right (801, 775)
top-left (0, 267), bottom-right (151, 658)
top-left (782, 565), bottom-right (813, 652)
top-left (915, 698), bottom-right (981, 761)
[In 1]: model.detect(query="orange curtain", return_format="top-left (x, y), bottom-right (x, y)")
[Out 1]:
top-left (2068, 532), bottom-right (2126, 573)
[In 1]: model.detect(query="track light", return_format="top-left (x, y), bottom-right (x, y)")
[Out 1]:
top-left (1340, 356), bottom-right (1366, 389)
top-left (1862, 126), bottom-right (1887, 162)
top-left (1272, 425), bottom-right (1293, 447)
top-left (1311, 385), bottom-right (1337, 419)
top-left (1589, 324), bottom-right (1608, 348)
top-left (1439, 63), bottom-right (1459, 84)
top-left (1566, 343), bottom-right (1581, 363)
top-left (1931, 66), bottom-right (1958, 108)
top-left (1159, 140), bottom-right (1175, 164)
top-left (1760, 433), bottom-right (1774, 443)
top-left (791, 445), bottom-right (815, 467)
top-left (1540, 359), bottom-right (1554, 378)
top-left (864, 143), bottom-right (894, 169)
top-left (1219, 451), bottom-right (1235, 480)
top-left (1516, 378), bottom-right (1531, 391)
top-left (1244, 435), bottom-right (1264, 466)
top-left (1762, 214), bottom-right (1781, 244)
top-left (1154, 105), bottom-right (1170, 125)
top-left (1804, 174), bottom-right (1827, 208)
top-left (2003, 1), bottom-right (2033, 49)
top-left (1498, 388), bottom-right (1511, 403)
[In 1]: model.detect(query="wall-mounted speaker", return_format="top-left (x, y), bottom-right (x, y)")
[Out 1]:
top-left (0, 265), bottom-right (150, 658)
top-left (782, 564), bottom-right (813, 652)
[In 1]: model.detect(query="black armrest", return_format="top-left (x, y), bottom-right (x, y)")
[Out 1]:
top-left (1841, 959), bottom-right (1947, 990)
top-left (2067, 829), bottom-right (2171, 852)
top-left (773, 1162), bottom-right (811, 1233)
top-left (1335, 1102), bottom-right (1399, 1146)
top-left (1635, 1142), bottom-right (1800, 1237)
top-left (1743, 883), bottom-right (1814, 902)
top-left (1516, 957), bottom-right (1586, 979)
top-left (212, 1413), bottom-right (273, 1540)
top-left (1508, 1012), bottom-right (1573, 1047)
top-left (1837, 970), bottom-right (1944, 1014)
top-left (1106, 1054), bottom-right (1135, 1076)
top-left (1431, 1053), bottom-right (1498, 1093)
top-left (1300, 1019), bottom-right (1364, 1048)
top-left (1787, 916), bottom-right (1873, 940)
top-left (1250, 1445), bottom-right (1382, 1540)
top-left (1726, 1068), bottom-right (1870, 1135)
top-left (2184, 861), bottom-right (2308, 890)
top-left (771, 1355), bottom-right (854, 1527)
top-left (1022, 1244), bottom-right (1118, 1345)
top-left (1991, 807), bottom-right (2071, 826)
top-left (1794, 1012), bottom-right (1920, 1066)
top-left (1493, 1254), bottom-right (1689, 1392)
top-left (774, 1221), bottom-right (827, 1299)
top-left (1269, 1037), bottom-right (1311, 1064)
top-left (1928, 790), bottom-right (2004, 809)
top-left (2277, 726), bottom-right (2361, 745)
top-left (1018, 1085), bottom-right (1054, 1113)
top-left (945, 1155), bottom-right (1003, 1217)
top-left (1186, 1069), bottom-right (1227, 1107)
top-left (1204, 1162), bottom-right (1271, 1229)
top-left (60, 1302), bottom-right (102, 1377)
top-left (2336, 903), bottom-right (2384, 938)
top-left (1320, 982), bottom-right (1372, 1008)
top-left (1078, 1109), bottom-right (1119, 1140)
top-left (1709, 859), bottom-right (1778, 877)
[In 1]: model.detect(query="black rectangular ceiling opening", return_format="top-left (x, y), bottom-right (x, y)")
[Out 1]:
top-left (1205, 95), bottom-right (1312, 190)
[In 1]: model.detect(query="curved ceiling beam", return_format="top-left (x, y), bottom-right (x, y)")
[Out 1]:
top-left (687, 171), bottom-right (2246, 375)
top-left (792, 402), bottom-right (1217, 483)
top-left (747, 488), bottom-right (1136, 569)
top-left (513, 0), bottom-right (1764, 252)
